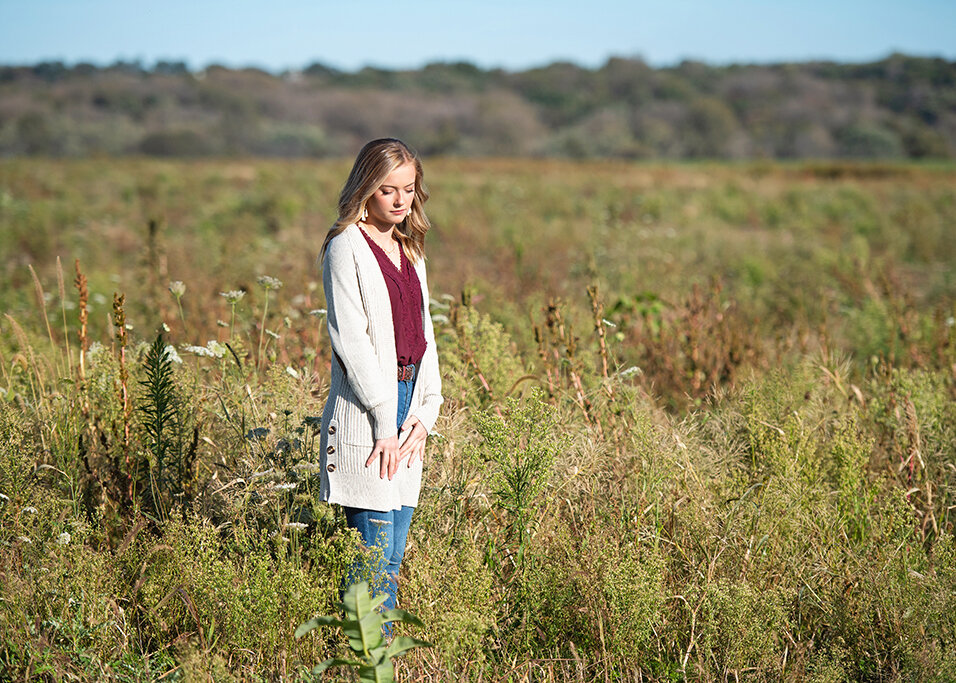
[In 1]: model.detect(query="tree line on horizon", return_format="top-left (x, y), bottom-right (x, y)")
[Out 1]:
top-left (1, 53), bottom-right (954, 160)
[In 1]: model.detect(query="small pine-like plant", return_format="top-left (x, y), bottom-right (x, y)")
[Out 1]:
top-left (138, 332), bottom-right (182, 520)
top-left (295, 581), bottom-right (430, 682)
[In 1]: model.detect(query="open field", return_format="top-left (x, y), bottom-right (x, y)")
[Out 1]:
top-left (1, 158), bottom-right (955, 680)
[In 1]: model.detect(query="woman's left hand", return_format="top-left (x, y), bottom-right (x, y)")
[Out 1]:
top-left (398, 416), bottom-right (428, 466)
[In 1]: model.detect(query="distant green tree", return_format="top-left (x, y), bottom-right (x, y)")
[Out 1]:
top-left (16, 113), bottom-right (53, 154)
top-left (683, 97), bottom-right (739, 158)
top-left (837, 122), bottom-right (904, 158)
top-left (139, 129), bottom-right (214, 157)
top-left (31, 61), bottom-right (68, 82)
top-left (154, 60), bottom-right (189, 76)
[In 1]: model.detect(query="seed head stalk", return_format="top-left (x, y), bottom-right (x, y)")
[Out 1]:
top-left (220, 290), bottom-right (245, 341)
top-left (28, 264), bottom-right (61, 379)
top-left (74, 260), bottom-right (90, 424)
top-left (256, 277), bottom-right (282, 372)
top-left (57, 257), bottom-right (74, 373)
top-left (169, 281), bottom-right (187, 335)
top-left (112, 293), bottom-right (132, 497)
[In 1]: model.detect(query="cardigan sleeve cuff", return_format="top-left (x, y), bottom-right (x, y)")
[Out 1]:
top-left (411, 396), bottom-right (443, 435)
top-left (370, 401), bottom-right (397, 440)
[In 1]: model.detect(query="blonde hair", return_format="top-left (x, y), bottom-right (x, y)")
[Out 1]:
top-left (321, 138), bottom-right (431, 263)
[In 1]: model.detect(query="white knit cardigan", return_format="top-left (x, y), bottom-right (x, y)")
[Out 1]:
top-left (318, 223), bottom-right (443, 511)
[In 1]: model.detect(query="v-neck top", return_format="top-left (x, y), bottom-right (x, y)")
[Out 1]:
top-left (359, 228), bottom-right (427, 366)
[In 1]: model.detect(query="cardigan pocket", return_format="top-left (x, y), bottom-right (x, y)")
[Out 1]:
top-left (334, 382), bottom-right (376, 447)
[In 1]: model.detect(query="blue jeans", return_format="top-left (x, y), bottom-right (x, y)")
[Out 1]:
top-left (343, 377), bottom-right (416, 621)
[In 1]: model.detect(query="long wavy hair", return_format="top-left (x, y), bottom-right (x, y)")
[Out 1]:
top-left (320, 138), bottom-right (430, 264)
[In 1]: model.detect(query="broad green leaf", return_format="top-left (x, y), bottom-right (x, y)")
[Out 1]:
top-left (385, 635), bottom-right (432, 659)
top-left (380, 608), bottom-right (425, 627)
top-left (373, 660), bottom-right (396, 682)
top-left (331, 618), bottom-right (364, 651)
top-left (341, 581), bottom-right (387, 620)
top-left (357, 661), bottom-right (394, 683)
top-left (295, 615), bottom-right (343, 638)
top-left (359, 610), bottom-right (387, 651)
top-left (367, 642), bottom-right (388, 665)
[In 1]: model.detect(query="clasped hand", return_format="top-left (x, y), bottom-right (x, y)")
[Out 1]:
top-left (365, 416), bottom-right (428, 480)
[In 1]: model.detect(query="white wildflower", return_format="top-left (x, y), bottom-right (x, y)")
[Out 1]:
top-left (431, 314), bottom-right (449, 324)
top-left (309, 309), bottom-right (327, 317)
top-left (265, 329), bottom-right (280, 340)
top-left (286, 522), bottom-right (307, 531)
top-left (285, 366), bottom-right (299, 379)
top-left (220, 290), bottom-right (246, 304)
top-left (183, 345), bottom-right (216, 358)
top-left (217, 320), bottom-right (228, 327)
top-left (602, 318), bottom-right (617, 328)
top-left (274, 482), bottom-right (297, 491)
top-left (0, 493), bottom-right (9, 502)
top-left (57, 532), bottom-right (71, 545)
top-left (257, 275), bottom-right (283, 291)
top-left (168, 281), bottom-right (186, 298)
top-left (21, 506), bottom-right (37, 514)
top-left (163, 345), bottom-right (182, 364)
top-left (18, 536), bottom-right (31, 544)
top-left (947, 317), bottom-right (955, 328)
top-left (162, 322), bottom-right (171, 332)
top-left (618, 366), bottom-right (643, 379)
top-left (206, 340), bottom-right (228, 358)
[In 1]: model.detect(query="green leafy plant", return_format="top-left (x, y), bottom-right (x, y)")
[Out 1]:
top-left (295, 581), bottom-right (430, 682)
top-left (474, 390), bottom-right (565, 569)
top-left (138, 332), bottom-right (197, 521)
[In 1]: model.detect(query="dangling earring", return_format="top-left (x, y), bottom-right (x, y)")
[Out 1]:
top-left (361, 207), bottom-right (367, 221)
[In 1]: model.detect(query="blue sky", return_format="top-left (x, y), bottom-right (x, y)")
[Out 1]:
top-left (1, 0), bottom-right (954, 71)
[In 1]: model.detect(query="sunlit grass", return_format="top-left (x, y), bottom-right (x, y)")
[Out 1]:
top-left (0, 158), bottom-right (954, 680)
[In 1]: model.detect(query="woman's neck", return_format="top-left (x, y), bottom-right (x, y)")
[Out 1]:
top-left (360, 217), bottom-right (392, 234)
top-left (359, 220), bottom-right (397, 250)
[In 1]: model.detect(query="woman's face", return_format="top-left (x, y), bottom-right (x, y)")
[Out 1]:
top-left (365, 162), bottom-right (416, 229)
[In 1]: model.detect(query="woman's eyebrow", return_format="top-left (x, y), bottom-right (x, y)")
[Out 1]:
top-left (380, 182), bottom-right (416, 189)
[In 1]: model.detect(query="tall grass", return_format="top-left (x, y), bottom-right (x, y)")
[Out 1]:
top-left (0, 158), bottom-right (954, 680)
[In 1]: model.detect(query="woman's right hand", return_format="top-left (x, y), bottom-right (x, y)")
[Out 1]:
top-left (366, 435), bottom-right (400, 480)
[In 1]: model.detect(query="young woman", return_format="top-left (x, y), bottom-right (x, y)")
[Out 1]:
top-left (318, 138), bottom-right (443, 614)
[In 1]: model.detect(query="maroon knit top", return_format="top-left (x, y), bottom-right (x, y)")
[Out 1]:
top-left (360, 228), bottom-right (427, 367)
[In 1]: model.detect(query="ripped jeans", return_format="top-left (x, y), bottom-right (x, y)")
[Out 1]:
top-left (342, 376), bottom-right (416, 618)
